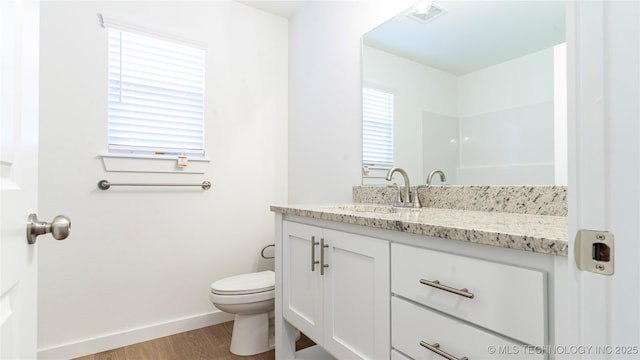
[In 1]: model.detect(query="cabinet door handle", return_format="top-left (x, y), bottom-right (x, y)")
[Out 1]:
top-left (419, 341), bottom-right (468, 360)
top-left (311, 236), bottom-right (320, 271)
top-left (320, 238), bottom-right (329, 275)
top-left (419, 279), bottom-right (474, 299)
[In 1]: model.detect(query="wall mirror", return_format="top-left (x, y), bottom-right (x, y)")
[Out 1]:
top-left (361, 0), bottom-right (566, 186)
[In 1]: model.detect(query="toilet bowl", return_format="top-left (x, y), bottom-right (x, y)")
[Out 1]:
top-left (209, 270), bottom-right (275, 356)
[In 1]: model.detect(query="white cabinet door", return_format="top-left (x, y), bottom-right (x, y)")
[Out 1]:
top-left (282, 221), bottom-right (323, 342)
top-left (281, 221), bottom-right (390, 360)
top-left (391, 349), bottom-right (412, 360)
top-left (323, 229), bottom-right (389, 360)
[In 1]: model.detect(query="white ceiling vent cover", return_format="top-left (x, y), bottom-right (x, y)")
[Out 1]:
top-left (408, 2), bottom-right (448, 24)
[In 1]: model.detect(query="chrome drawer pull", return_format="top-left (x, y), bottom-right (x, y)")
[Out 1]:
top-left (311, 236), bottom-right (320, 271)
top-left (320, 238), bottom-right (329, 275)
top-left (419, 279), bottom-right (475, 299)
top-left (420, 341), bottom-right (468, 360)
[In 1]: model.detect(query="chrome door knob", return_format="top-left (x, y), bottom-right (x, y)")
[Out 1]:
top-left (27, 214), bottom-right (71, 244)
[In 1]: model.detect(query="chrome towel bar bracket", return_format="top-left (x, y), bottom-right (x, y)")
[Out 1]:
top-left (98, 179), bottom-right (211, 190)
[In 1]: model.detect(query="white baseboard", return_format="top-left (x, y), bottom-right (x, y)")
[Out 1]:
top-left (37, 311), bottom-right (235, 360)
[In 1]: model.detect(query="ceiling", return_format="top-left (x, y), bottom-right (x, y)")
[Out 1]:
top-left (363, 1), bottom-right (566, 75)
top-left (235, 1), bottom-right (308, 18)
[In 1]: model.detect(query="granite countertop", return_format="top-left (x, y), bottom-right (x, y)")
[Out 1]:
top-left (271, 203), bottom-right (568, 257)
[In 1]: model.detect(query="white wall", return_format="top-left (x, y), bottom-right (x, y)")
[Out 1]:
top-left (458, 48), bottom-right (554, 117)
top-left (457, 47), bottom-right (555, 185)
top-left (288, 0), bottom-right (415, 203)
top-left (38, 1), bottom-right (288, 358)
top-left (422, 111), bottom-right (460, 185)
top-left (554, 43), bottom-right (568, 185)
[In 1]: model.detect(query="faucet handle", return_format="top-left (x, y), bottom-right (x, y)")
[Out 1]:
top-left (387, 183), bottom-right (403, 205)
top-left (411, 187), bottom-right (422, 208)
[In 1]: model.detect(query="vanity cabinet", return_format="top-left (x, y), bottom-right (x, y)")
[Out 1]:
top-left (274, 213), bottom-right (565, 360)
top-left (282, 220), bottom-right (390, 359)
top-left (391, 243), bottom-right (546, 360)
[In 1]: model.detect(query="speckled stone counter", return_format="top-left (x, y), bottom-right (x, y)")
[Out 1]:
top-left (353, 185), bottom-right (567, 216)
top-left (270, 204), bottom-right (568, 257)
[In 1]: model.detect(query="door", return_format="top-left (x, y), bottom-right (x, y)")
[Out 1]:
top-left (1, 0), bottom-right (40, 358)
top-left (568, 0), bottom-right (640, 355)
top-left (322, 230), bottom-right (389, 360)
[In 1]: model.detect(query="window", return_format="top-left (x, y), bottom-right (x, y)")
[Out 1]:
top-left (362, 87), bottom-right (394, 169)
top-left (107, 26), bottom-right (206, 157)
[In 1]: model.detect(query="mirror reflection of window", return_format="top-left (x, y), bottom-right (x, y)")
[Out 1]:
top-left (362, 87), bottom-right (394, 181)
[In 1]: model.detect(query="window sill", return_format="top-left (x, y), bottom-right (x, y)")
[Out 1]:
top-left (100, 153), bottom-right (210, 174)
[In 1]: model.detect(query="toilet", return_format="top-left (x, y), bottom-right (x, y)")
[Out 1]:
top-left (209, 270), bottom-right (275, 356)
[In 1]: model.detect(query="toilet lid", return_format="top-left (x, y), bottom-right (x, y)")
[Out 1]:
top-left (210, 270), bottom-right (275, 295)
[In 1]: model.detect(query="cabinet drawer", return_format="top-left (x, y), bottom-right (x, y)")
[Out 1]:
top-left (391, 243), bottom-right (546, 345)
top-left (392, 297), bottom-right (544, 360)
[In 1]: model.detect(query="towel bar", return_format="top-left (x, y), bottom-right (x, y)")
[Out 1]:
top-left (98, 179), bottom-right (211, 190)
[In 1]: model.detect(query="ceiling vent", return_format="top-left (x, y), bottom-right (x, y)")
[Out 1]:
top-left (407, 2), bottom-right (448, 24)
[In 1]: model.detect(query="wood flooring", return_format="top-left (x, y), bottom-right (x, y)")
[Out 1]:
top-left (73, 321), bottom-right (314, 360)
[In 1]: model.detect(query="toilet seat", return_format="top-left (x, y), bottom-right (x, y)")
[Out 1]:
top-left (210, 270), bottom-right (275, 295)
top-left (210, 271), bottom-right (275, 305)
top-left (209, 289), bottom-right (275, 305)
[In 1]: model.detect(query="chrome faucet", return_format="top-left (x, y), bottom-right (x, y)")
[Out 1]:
top-left (426, 169), bottom-right (447, 185)
top-left (385, 167), bottom-right (418, 207)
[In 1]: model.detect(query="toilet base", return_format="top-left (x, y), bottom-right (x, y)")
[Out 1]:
top-left (229, 312), bottom-right (275, 356)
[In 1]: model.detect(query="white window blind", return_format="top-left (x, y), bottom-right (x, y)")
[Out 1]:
top-left (108, 27), bottom-right (206, 156)
top-left (362, 87), bottom-right (394, 169)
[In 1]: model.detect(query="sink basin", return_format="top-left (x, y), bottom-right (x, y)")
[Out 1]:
top-left (325, 204), bottom-right (420, 214)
